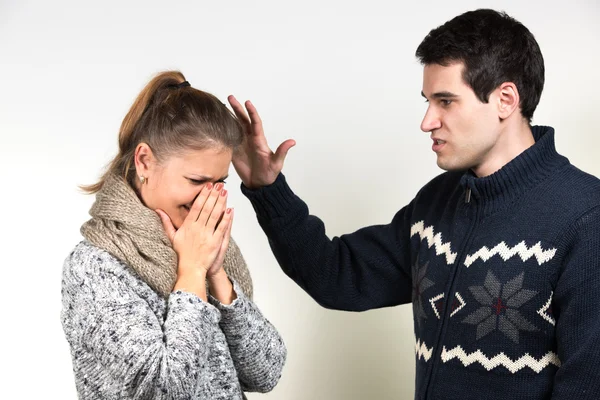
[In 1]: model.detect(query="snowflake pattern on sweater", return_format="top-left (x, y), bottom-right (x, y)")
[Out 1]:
top-left (241, 126), bottom-right (600, 399)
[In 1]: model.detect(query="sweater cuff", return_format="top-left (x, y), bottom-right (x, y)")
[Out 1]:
top-left (170, 290), bottom-right (221, 325)
top-left (208, 279), bottom-right (247, 312)
top-left (208, 279), bottom-right (257, 333)
top-left (240, 173), bottom-right (297, 220)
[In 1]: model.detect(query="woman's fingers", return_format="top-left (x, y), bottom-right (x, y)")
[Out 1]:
top-left (213, 209), bottom-right (233, 272)
top-left (187, 182), bottom-right (214, 223)
top-left (195, 183), bottom-right (225, 225)
top-left (221, 208), bottom-right (233, 247)
top-left (206, 187), bottom-right (228, 231)
top-left (156, 209), bottom-right (176, 243)
top-left (215, 207), bottom-right (233, 240)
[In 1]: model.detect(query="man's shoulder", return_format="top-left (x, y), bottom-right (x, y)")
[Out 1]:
top-left (553, 163), bottom-right (600, 208)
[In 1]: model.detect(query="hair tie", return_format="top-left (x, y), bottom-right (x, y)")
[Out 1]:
top-left (168, 81), bottom-right (191, 89)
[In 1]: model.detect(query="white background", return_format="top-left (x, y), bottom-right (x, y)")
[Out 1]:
top-left (0, 0), bottom-right (598, 398)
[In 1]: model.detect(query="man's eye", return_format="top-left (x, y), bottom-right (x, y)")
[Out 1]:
top-left (441, 99), bottom-right (453, 106)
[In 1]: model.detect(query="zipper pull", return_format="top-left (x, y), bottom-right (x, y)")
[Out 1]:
top-left (465, 188), bottom-right (472, 203)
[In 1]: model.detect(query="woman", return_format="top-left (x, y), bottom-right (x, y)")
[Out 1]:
top-left (60, 71), bottom-right (286, 400)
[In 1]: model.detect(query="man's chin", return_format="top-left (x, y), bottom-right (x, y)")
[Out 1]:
top-left (437, 160), bottom-right (467, 173)
top-left (436, 159), bottom-right (452, 171)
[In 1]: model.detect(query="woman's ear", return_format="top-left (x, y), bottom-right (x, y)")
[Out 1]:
top-left (134, 142), bottom-right (155, 183)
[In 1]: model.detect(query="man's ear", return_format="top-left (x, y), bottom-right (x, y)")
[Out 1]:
top-left (496, 82), bottom-right (520, 120)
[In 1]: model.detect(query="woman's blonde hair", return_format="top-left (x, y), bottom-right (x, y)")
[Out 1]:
top-left (81, 71), bottom-right (243, 193)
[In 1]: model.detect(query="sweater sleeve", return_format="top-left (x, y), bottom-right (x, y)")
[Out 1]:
top-left (73, 266), bottom-right (222, 399)
top-left (551, 206), bottom-right (600, 398)
top-left (241, 173), bottom-right (414, 311)
top-left (208, 279), bottom-right (286, 393)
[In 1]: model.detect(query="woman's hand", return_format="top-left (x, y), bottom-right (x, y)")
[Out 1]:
top-left (156, 183), bottom-right (233, 298)
top-left (205, 206), bottom-right (234, 278)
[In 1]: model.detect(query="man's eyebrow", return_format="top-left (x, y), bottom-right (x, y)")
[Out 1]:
top-left (421, 90), bottom-right (459, 99)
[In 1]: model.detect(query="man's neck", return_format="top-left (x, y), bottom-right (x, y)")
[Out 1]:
top-left (472, 121), bottom-right (535, 178)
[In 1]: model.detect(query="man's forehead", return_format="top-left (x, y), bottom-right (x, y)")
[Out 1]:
top-left (422, 63), bottom-right (468, 95)
top-left (423, 62), bottom-right (464, 78)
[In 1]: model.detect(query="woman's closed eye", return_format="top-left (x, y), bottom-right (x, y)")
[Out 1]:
top-left (188, 178), bottom-right (226, 185)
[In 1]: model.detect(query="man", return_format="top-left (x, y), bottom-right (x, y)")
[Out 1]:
top-left (228, 8), bottom-right (600, 399)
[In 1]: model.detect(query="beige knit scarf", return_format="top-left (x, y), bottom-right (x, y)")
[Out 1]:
top-left (80, 173), bottom-right (253, 299)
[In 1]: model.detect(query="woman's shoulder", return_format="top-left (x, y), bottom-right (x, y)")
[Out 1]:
top-left (62, 241), bottom-right (138, 291)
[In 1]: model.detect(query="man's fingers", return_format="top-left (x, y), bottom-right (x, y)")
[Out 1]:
top-left (245, 100), bottom-right (264, 134)
top-left (274, 139), bottom-right (296, 165)
top-left (227, 95), bottom-right (252, 131)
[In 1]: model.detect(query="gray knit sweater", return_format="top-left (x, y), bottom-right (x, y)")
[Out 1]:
top-left (61, 241), bottom-right (286, 399)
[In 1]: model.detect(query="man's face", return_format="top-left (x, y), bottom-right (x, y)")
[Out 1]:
top-left (421, 62), bottom-right (501, 175)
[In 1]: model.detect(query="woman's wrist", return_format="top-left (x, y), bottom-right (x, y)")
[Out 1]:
top-left (207, 270), bottom-right (237, 305)
top-left (174, 269), bottom-right (208, 301)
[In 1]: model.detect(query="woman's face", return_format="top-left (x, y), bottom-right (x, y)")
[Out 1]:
top-left (135, 144), bottom-right (232, 229)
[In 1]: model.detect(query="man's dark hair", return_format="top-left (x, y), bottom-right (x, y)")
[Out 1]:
top-left (416, 9), bottom-right (544, 122)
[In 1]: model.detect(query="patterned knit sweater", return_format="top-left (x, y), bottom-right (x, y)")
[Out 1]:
top-left (61, 241), bottom-right (286, 400)
top-left (241, 126), bottom-right (600, 399)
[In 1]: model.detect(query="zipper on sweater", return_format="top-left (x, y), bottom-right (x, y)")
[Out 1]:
top-left (422, 189), bottom-right (480, 399)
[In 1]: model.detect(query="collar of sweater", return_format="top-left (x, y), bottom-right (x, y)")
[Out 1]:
top-left (459, 125), bottom-right (569, 216)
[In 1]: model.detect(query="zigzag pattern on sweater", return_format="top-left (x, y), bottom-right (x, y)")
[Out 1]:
top-left (464, 241), bottom-right (556, 268)
top-left (415, 338), bottom-right (433, 362)
top-left (441, 345), bottom-right (561, 373)
top-left (411, 221), bottom-right (457, 265)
